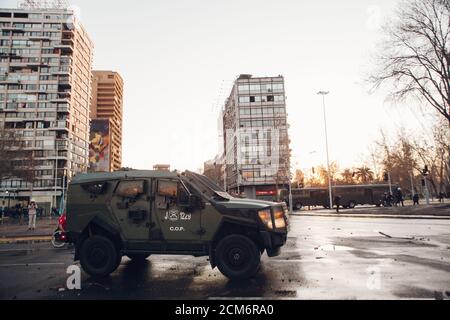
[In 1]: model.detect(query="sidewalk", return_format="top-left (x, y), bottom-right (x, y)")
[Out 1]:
top-left (290, 204), bottom-right (450, 219)
top-left (0, 216), bottom-right (57, 244)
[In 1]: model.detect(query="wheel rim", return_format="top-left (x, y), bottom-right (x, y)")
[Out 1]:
top-left (295, 203), bottom-right (302, 210)
top-left (225, 245), bottom-right (249, 270)
top-left (88, 245), bottom-right (109, 269)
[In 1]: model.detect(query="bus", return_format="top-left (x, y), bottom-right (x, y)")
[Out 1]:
top-left (280, 184), bottom-right (396, 210)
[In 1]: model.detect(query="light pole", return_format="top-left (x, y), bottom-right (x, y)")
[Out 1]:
top-left (1, 190), bottom-right (8, 225)
top-left (317, 91), bottom-right (333, 210)
top-left (53, 141), bottom-right (58, 210)
top-left (422, 166), bottom-right (430, 205)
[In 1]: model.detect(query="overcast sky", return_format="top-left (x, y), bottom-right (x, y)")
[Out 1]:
top-left (2, 0), bottom-right (431, 173)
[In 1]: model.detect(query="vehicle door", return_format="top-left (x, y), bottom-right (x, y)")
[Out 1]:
top-left (110, 179), bottom-right (152, 241)
top-left (153, 178), bottom-right (202, 241)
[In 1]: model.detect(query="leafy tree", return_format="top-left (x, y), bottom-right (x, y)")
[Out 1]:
top-left (354, 166), bottom-right (375, 184)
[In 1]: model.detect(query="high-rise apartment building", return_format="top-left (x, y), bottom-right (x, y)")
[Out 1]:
top-left (221, 74), bottom-right (291, 200)
top-left (0, 5), bottom-right (93, 210)
top-left (89, 70), bottom-right (123, 172)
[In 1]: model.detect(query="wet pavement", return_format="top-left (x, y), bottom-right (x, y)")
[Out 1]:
top-left (0, 215), bottom-right (449, 300)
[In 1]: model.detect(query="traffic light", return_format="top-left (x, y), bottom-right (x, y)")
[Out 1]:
top-left (423, 165), bottom-right (429, 175)
top-left (383, 172), bottom-right (389, 182)
top-left (421, 179), bottom-right (426, 187)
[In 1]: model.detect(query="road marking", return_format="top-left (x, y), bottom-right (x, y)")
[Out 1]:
top-left (0, 262), bottom-right (65, 267)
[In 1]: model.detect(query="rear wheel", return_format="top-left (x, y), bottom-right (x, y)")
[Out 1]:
top-left (127, 253), bottom-right (150, 262)
top-left (79, 235), bottom-right (119, 277)
top-left (294, 203), bottom-right (303, 210)
top-left (215, 234), bottom-right (261, 280)
top-left (348, 201), bottom-right (356, 209)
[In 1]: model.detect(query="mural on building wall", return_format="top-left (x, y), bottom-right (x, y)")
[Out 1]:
top-left (89, 119), bottom-right (110, 172)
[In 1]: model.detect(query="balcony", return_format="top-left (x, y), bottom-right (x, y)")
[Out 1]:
top-left (50, 96), bottom-right (70, 103)
top-left (58, 79), bottom-right (71, 88)
top-left (28, 35), bottom-right (51, 41)
top-left (2, 25), bottom-right (24, 31)
top-left (56, 105), bottom-right (70, 113)
top-left (56, 139), bottom-right (69, 149)
top-left (0, 76), bottom-right (20, 84)
top-left (49, 120), bottom-right (69, 131)
top-left (53, 44), bottom-right (73, 54)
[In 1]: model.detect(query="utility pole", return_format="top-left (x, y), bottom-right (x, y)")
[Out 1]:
top-left (1, 190), bottom-right (8, 225)
top-left (53, 141), bottom-right (58, 210)
top-left (317, 91), bottom-right (333, 210)
top-left (422, 165), bottom-right (430, 205)
top-left (388, 171), bottom-right (392, 195)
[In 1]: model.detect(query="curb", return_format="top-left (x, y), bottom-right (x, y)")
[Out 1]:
top-left (290, 213), bottom-right (450, 220)
top-left (0, 236), bottom-right (52, 244)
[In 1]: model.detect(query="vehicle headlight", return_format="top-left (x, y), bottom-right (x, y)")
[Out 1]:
top-left (273, 208), bottom-right (286, 229)
top-left (258, 209), bottom-right (273, 229)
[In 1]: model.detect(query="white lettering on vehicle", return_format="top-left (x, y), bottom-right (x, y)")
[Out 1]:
top-left (170, 226), bottom-right (185, 232)
top-left (165, 209), bottom-right (191, 221)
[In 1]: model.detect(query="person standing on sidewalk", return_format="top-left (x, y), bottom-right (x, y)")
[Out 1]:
top-left (413, 193), bottom-right (420, 206)
top-left (334, 195), bottom-right (342, 213)
top-left (28, 200), bottom-right (38, 231)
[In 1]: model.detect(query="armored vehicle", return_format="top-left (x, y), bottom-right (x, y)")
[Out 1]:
top-left (66, 170), bottom-right (289, 280)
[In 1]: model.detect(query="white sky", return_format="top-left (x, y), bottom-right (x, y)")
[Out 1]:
top-left (1, 0), bottom-right (430, 172)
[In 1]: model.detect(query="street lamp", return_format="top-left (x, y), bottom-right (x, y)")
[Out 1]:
top-left (1, 190), bottom-right (9, 225)
top-left (317, 91), bottom-right (333, 210)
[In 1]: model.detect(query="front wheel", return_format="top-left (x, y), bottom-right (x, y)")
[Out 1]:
top-left (294, 203), bottom-right (303, 210)
top-left (79, 235), bottom-right (119, 278)
top-left (51, 230), bottom-right (66, 248)
top-left (215, 234), bottom-right (261, 280)
top-left (348, 201), bottom-right (356, 209)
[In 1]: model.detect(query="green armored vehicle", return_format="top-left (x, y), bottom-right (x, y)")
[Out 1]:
top-left (66, 170), bottom-right (289, 280)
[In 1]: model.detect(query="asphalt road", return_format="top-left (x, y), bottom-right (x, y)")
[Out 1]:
top-left (1, 215), bottom-right (449, 300)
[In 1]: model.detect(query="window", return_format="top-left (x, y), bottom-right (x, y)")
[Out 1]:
top-left (238, 96), bottom-right (250, 103)
top-left (82, 182), bottom-right (107, 195)
top-left (250, 96), bottom-right (256, 103)
top-left (251, 108), bottom-right (262, 116)
top-left (157, 180), bottom-right (177, 198)
top-left (116, 180), bottom-right (145, 198)
top-left (238, 84), bottom-right (249, 92)
top-left (267, 95), bottom-right (274, 102)
top-left (272, 83), bottom-right (284, 91)
top-left (239, 108), bottom-right (251, 116)
top-left (274, 95), bottom-right (285, 102)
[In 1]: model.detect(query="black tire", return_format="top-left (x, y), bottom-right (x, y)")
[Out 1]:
top-left (348, 201), bottom-right (356, 209)
top-left (79, 235), bottom-right (119, 277)
top-left (127, 253), bottom-right (150, 261)
top-left (215, 234), bottom-right (261, 280)
top-left (294, 203), bottom-right (303, 210)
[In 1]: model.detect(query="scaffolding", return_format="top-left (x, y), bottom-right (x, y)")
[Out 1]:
top-left (18, 0), bottom-right (69, 10)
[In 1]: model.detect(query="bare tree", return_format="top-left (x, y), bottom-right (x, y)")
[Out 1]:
top-left (372, 121), bottom-right (449, 196)
top-left (0, 126), bottom-right (38, 198)
top-left (0, 127), bottom-right (26, 180)
top-left (370, 0), bottom-right (450, 122)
